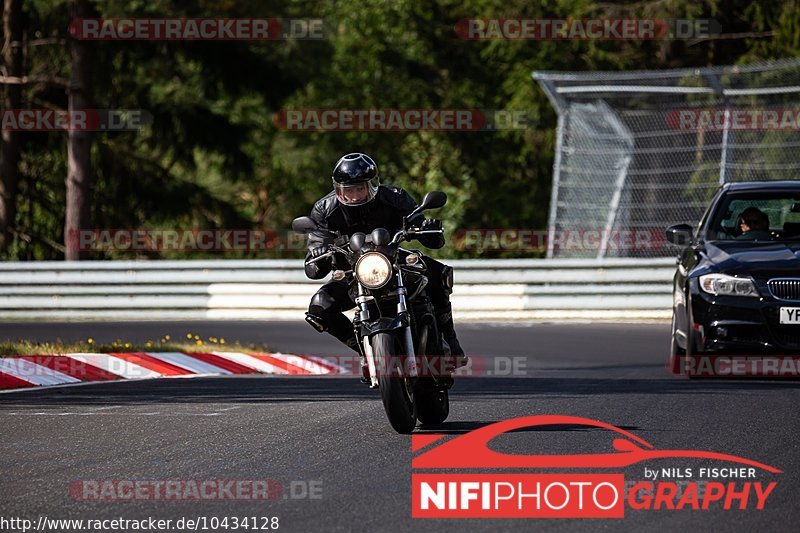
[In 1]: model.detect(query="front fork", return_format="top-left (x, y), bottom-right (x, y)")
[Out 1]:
top-left (396, 268), bottom-right (419, 378)
top-left (355, 270), bottom-right (418, 389)
top-left (355, 284), bottom-right (379, 388)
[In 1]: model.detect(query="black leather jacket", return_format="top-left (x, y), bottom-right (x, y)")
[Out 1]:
top-left (304, 185), bottom-right (444, 279)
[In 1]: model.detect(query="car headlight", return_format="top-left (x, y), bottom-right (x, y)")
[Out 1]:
top-left (355, 252), bottom-right (392, 289)
top-left (698, 273), bottom-right (759, 297)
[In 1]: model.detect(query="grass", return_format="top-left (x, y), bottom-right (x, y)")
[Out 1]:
top-left (0, 333), bottom-right (271, 356)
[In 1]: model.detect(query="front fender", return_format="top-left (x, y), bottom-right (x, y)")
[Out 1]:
top-left (360, 313), bottom-right (410, 337)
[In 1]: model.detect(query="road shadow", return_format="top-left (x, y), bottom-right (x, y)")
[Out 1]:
top-left (1, 374), bottom-right (799, 407)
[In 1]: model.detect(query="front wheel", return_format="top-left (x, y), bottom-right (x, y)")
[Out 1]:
top-left (373, 333), bottom-right (417, 434)
top-left (668, 311), bottom-right (686, 375)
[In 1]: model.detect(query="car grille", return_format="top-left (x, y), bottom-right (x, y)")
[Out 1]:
top-left (729, 331), bottom-right (764, 345)
top-left (763, 308), bottom-right (800, 350)
top-left (767, 279), bottom-right (800, 301)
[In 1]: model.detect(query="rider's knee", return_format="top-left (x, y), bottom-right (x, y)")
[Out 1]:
top-left (309, 289), bottom-right (336, 314)
top-left (306, 289), bottom-right (338, 332)
top-left (422, 256), bottom-right (453, 295)
top-left (441, 264), bottom-right (454, 295)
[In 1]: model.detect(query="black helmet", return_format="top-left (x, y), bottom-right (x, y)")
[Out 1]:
top-left (332, 153), bottom-right (379, 206)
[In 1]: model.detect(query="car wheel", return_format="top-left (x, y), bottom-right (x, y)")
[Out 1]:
top-left (684, 301), bottom-right (705, 378)
top-left (668, 311), bottom-right (686, 375)
top-left (684, 327), bottom-right (703, 379)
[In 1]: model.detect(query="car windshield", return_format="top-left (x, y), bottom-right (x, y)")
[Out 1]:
top-left (707, 192), bottom-right (800, 241)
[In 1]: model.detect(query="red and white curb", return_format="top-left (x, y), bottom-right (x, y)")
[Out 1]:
top-left (0, 352), bottom-right (350, 392)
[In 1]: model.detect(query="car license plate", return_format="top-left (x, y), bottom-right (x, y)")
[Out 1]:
top-left (779, 307), bottom-right (800, 324)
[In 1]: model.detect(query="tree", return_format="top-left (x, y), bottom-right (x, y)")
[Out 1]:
top-left (0, 0), bottom-right (22, 250)
top-left (2, 0), bottom-right (798, 261)
top-left (64, 0), bottom-right (92, 260)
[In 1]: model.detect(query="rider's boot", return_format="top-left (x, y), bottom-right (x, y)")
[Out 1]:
top-left (306, 311), bottom-right (366, 380)
top-left (306, 311), bottom-right (359, 352)
top-left (436, 303), bottom-right (468, 368)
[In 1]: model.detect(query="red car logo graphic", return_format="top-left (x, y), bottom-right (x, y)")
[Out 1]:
top-left (412, 414), bottom-right (781, 473)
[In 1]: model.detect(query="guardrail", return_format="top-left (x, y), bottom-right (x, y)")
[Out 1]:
top-left (0, 259), bottom-right (676, 320)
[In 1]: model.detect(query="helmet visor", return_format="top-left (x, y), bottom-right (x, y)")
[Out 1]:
top-left (334, 177), bottom-right (379, 206)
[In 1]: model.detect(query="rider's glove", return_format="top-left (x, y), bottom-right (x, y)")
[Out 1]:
top-left (421, 219), bottom-right (443, 232)
top-left (309, 246), bottom-right (330, 263)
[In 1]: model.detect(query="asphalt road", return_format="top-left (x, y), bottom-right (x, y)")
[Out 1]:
top-left (1, 321), bottom-right (798, 532)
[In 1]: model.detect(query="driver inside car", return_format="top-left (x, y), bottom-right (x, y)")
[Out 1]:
top-left (736, 207), bottom-right (772, 240)
top-left (301, 152), bottom-right (466, 365)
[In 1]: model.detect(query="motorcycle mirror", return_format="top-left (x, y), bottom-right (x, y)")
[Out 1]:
top-left (291, 216), bottom-right (318, 234)
top-left (292, 216), bottom-right (338, 237)
top-left (350, 232), bottom-right (366, 251)
top-left (407, 191), bottom-right (448, 219)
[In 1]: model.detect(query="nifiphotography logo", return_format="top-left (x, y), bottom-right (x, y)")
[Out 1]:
top-left (411, 415), bottom-right (781, 518)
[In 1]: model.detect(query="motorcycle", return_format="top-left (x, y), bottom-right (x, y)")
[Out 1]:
top-left (292, 191), bottom-right (454, 433)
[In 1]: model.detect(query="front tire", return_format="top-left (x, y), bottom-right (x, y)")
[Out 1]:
top-left (373, 333), bottom-right (417, 434)
top-left (684, 299), bottom-right (705, 379)
top-left (669, 311), bottom-right (686, 375)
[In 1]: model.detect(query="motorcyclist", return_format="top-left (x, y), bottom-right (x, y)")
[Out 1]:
top-left (302, 152), bottom-right (466, 364)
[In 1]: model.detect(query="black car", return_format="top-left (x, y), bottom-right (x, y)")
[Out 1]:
top-left (666, 181), bottom-right (800, 373)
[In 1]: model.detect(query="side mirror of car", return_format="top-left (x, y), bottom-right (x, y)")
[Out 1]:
top-left (665, 224), bottom-right (694, 245)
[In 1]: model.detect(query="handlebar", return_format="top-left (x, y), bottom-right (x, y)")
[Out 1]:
top-left (307, 229), bottom-right (444, 262)
top-left (390, 228), bottom-right (444, 246)
top-left (307, 244), bottom-right (350, 264)
top-left (307, 250), bottom-right (336, 264)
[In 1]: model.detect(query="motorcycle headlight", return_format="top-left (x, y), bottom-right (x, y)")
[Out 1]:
top-left (355, 252), bottom-right (392, 289)
top-left (698, 273), bottom-right (759, 297)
